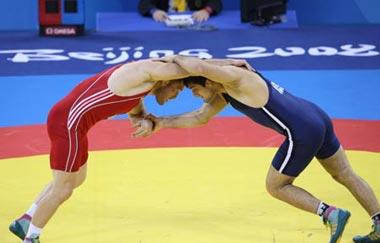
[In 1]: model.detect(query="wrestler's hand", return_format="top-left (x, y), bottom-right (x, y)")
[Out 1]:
top-left (132, 119), bottom-right (154, 138)
top-left (230, 59), bottom-right (255, 71)
top-left (145, 114), bottom-right (163, 133)
top-left (203, 58), bottom-right (255, 72)
top-left (152, 55), bottom-right (177, 63)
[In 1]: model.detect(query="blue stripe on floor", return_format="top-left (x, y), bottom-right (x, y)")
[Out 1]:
top-left (1, 69), bottom-right (379, 127)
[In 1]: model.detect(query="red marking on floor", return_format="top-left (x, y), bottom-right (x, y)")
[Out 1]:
top-left (1, 117), bottom-right (379, 159)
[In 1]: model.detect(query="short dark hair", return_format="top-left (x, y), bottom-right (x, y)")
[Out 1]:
top-left (183, 76), bottom-right (207, 88)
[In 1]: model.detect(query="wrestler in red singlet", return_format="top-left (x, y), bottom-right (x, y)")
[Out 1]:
top-left (47, 65), bottom-right (149, 172)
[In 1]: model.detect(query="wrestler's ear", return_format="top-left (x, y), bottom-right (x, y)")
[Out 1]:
top-left (204, 79), bottom-right (212, 88)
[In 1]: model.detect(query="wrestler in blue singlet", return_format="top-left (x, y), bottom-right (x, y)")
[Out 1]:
top-left (222, 73), bottom-right (340, 177)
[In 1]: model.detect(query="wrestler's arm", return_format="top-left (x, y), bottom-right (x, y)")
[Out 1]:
top-left (132, 94), bottom-right (227, 139)
top-left (127, 100), bottom-right (147, 124)
top-left (108, 60), bottom-right (189, 95)
top-left (156, 55), bottom-right (254, 71)
top-left (127, 100), bottom-right (156, 138)
top-left (204, 58), bottom-right (255, 71)
top-left (143, 59), bottom-right (190, 81)
top-left (173, 56), bottom-right (242, 85)
top-left (125, 59), bottom-right (190, 138)
top-left (157, 94), bottom-right (227, 128)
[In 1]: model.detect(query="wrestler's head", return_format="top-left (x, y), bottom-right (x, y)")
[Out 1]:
top-left (184, 76), bottom-right (221, 101)
top-left (151, 79), bottom-right (185, 105)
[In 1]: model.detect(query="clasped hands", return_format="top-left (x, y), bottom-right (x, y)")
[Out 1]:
top-left (132, 114), bottom-right (161, 138)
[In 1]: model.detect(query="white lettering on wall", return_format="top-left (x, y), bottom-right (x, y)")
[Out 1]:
top-left (0, 44), bottom-right (378, 64)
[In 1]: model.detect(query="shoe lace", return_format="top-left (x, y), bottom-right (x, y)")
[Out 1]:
top-left (323, 215), bottom-right (338, 236)
top-left (367, 223), bottom-right (380, 240)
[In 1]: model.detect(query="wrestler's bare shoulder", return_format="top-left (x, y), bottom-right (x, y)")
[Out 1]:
top-left (107, 60), bottom-right (154, 97)
top-left (119, 59), bottom-right (156, 70)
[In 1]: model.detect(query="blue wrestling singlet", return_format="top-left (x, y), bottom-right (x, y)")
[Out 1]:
top-left (222, 74), bottom-right (341, 177)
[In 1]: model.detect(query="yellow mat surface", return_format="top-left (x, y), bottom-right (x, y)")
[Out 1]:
top-left (1, 147), bottom-right (379, 243)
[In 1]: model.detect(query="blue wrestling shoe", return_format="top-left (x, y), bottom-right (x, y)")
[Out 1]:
top-left (322, 208), bottom-right (351, 243)
top-left (9, 214), bottom-right (31, 240)
top-left (353, 221), bottom-right (380, 243)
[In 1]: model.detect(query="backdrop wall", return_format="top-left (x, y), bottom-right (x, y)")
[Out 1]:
top-left (0, 0), bottom-right (379, 30)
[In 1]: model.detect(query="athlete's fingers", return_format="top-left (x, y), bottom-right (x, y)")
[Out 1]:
top-left (132, 119), bottom-right (153, 129)
top-left (132, 120), bottom-right (154, 138)
top-left (232, 59), bottom-right (254, 71)
top-left (132, 122), bottom-right (141, 128)
top-left (140, 130), bottom-right (153, 137)
top-left (132, 128), bottom-right (145, 138)
top-left (133, 128), bottom-right (152, 138)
